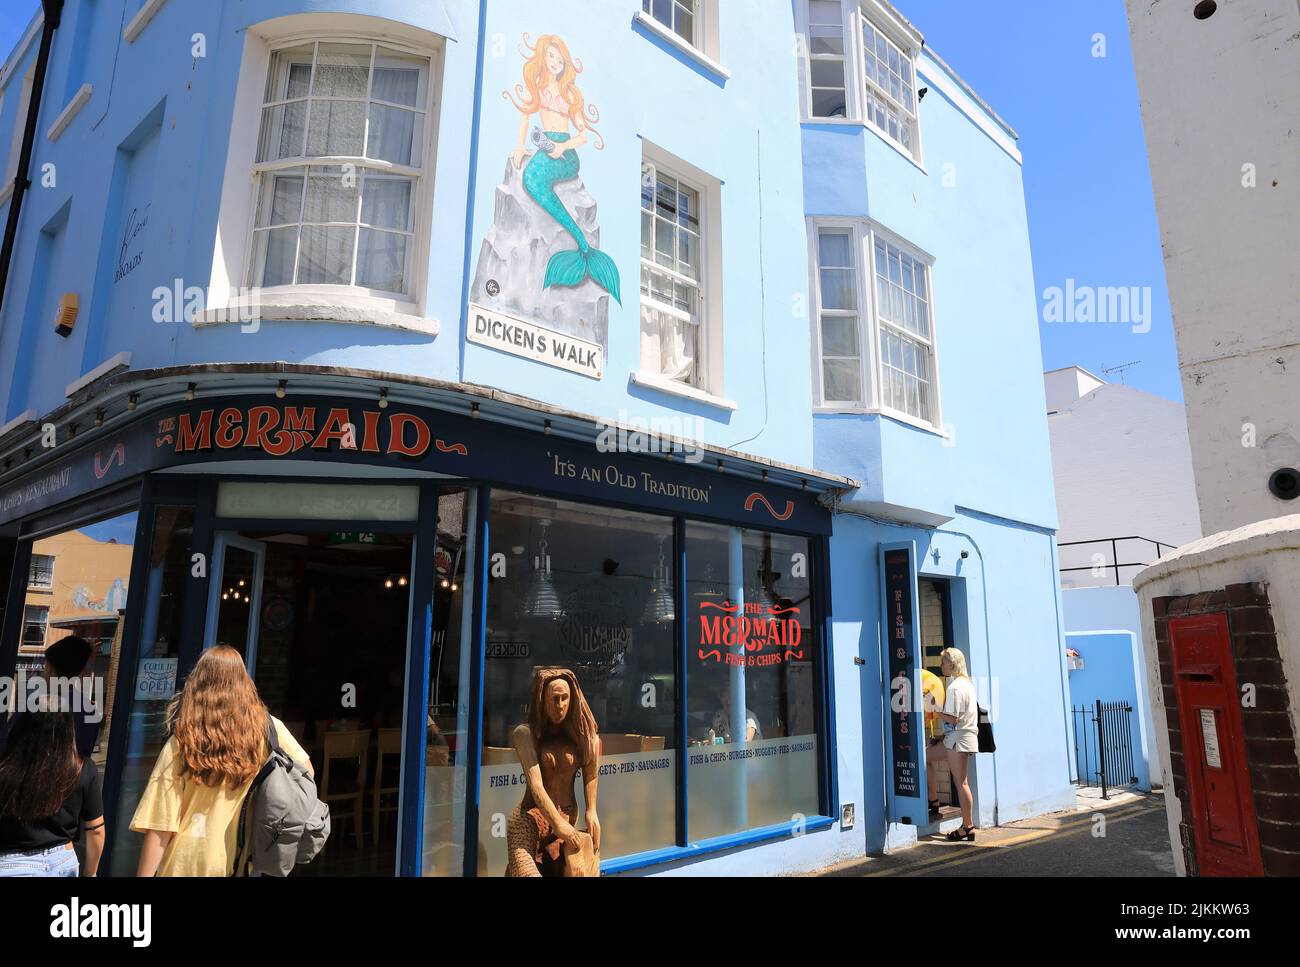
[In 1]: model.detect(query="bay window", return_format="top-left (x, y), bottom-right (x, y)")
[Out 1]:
top-left (799, 2), bottom-right (923, 162)
top-left (811, 222), bottom-right (940, 425)
top-left (248, 40), bottom-right (432, 299)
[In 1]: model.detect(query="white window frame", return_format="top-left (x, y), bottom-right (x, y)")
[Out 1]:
top-left (857, 8), bottom-right (920, 161)
top-left (27, 553), bottom-right (54, 590)
top-left (807, 216), bottom-right (943, 432)
top-left (636, 0), bottom-right (723, 64)
top-left (800, 0), bottom-right (851, 120)
top-left (0, 63), bottom-right (36, 205)
top-left (795, 0), bottom-right (925, 166)
top-left (206, 17), bottom-right (444, 332)
top-left (637, 142), bottom-right (725, 402)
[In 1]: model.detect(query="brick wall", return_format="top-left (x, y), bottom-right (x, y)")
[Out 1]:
top-left (1151, 582), bottom-right (1300, 876)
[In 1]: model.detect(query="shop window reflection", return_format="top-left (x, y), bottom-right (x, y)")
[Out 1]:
top-left (107, 507), bottom-right (193, 875)
top-left (477, 492), bottom-right (678, 874)
top-left (421, 488), bottom-right (476, 876)
top-left (685, 523), bottom-right (819, 841)
top-left (16, 511), bottom-right (139, 774)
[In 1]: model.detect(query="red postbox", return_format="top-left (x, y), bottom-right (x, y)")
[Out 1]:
top-left (1168, 613), bottom-right (1264, 876)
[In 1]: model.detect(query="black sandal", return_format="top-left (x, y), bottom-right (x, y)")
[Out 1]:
top-left (946, 825), bottom-right (975, 842)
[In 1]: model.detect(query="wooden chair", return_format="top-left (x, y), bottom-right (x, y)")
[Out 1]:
top-left (372, 728), bottom-right (403, 845)
top-left (321, 729), bottom-right (370, 848)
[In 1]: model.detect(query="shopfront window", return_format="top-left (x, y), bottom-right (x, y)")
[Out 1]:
top-left (421, 488), bottom-right (477, 876)
top-left (108, 506), bottom-right (195, 876)
top-left (685, 523), bottom-right (820, 841)
top-left (477, 492), bottom-right (678, 874)
top-left (18, 511), bottom-right (138, 769)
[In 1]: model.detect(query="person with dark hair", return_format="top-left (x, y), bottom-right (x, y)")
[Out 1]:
top-left (0, 710), bottom-right (105, 876)
top-left (0, 635), bottom-right (101, 759)
top-left (44, 635), bottom-right (103, 758)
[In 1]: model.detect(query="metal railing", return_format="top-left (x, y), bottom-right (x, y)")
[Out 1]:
top-left (1073, 700), bottom-right (1138, 798)
top-left (1058, 536), bottom-right (1178, 587)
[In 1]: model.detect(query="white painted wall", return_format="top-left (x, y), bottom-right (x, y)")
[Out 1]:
top-left (1125, 0), bottom-right (1300, 535)
top-left (1047, 376), bottom-right (1202, 588)
top-left (1044, 366), bottom-right (1105, 414)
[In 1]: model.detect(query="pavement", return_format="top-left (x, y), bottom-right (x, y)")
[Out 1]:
top-left (815, 787), bottom-right (1176, 877)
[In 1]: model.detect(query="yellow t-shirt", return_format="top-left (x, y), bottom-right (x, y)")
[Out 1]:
top-left (129, 717), bottom-right (311, 877)
top-left (921, 669), bottom-right (946, 740)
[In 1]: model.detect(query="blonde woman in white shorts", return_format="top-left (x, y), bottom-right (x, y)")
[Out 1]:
top-left (937, 647), bottom-right (978, 841)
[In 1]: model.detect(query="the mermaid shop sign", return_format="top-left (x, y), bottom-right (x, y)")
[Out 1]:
top-left (468, 303), bottom-right (604, 379)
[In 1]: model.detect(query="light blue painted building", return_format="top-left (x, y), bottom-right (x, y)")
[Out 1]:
top-left (796, 0), bottom-right (1076, 849)
top-left (0, 0), bottom-right (1072, 877)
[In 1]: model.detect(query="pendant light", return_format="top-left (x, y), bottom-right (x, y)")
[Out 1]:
top-left (523, 519), bottom-right (565, 619)
top-left (693, 561), bottom-right (724, 599)
top-left (749, 555), bottom-right (778, 611)
top-left (642, 536), bottom-right (675, 625)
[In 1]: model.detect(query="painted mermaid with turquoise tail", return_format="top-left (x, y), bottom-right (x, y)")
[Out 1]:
top-left (505, 34), bottom-right (621, 304)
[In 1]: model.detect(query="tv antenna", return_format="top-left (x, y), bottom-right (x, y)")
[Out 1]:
top-left (1103, 361), bottom-right (1141, 385)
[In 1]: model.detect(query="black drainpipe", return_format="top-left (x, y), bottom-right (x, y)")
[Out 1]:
top-left (0, 0), bottom-right (65, 314)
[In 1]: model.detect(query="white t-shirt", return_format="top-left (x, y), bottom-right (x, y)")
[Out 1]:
top-left (943, 677), bottom-right (978, 738)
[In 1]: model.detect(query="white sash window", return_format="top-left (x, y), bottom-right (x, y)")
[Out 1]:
top-left (640, 162), bottom-right (705, 387)
top-left (249, 41), bottom-right (431, 299)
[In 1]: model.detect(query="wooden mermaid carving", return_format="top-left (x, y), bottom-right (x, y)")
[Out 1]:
top-left (506, 668), bottom-right (601, 877)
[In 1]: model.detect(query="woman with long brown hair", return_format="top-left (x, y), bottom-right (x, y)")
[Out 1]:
top-left (130, 644), bottom-right (311, 876)
top-left (0, 709), bottom-right (104, 877)
top-left (505, 667), bottom-right (601, 876)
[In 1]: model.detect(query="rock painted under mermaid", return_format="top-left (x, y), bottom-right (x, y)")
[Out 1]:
top-left (523, 132), bottom-right (622, 304)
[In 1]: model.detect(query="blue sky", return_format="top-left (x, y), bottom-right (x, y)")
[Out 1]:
top-left (0, 1), bottom-right (1181, 402)
top-left (895, 0), bottom-right (1180, 401)
top-left (0, 8), bottom-right (32, 73)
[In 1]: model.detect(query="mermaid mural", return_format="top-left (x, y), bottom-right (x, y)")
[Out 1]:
top-left (471, 35), bottom-right (619, 351)
top-left (505, 35), bottom-right (620, 303)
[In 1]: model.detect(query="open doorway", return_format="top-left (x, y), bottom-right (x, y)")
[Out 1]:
top-left (919, 577), bottom-right (957, 812)
top-left (207, 529), bottom-right (413, 876)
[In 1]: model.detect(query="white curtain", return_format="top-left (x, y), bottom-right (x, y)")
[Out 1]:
top-left (640, 305), bottom-right (696, 383)
top-left (253, 46), bottom-right (422, 293)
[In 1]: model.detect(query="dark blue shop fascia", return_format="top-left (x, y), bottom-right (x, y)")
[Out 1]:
top-left (0, 367), bottom-right (852, 535)
top-left (0, 366), bottom-right (853, 875)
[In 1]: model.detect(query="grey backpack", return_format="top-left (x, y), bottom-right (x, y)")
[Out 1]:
top-left (232, 715), bottom-right (331, 876)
